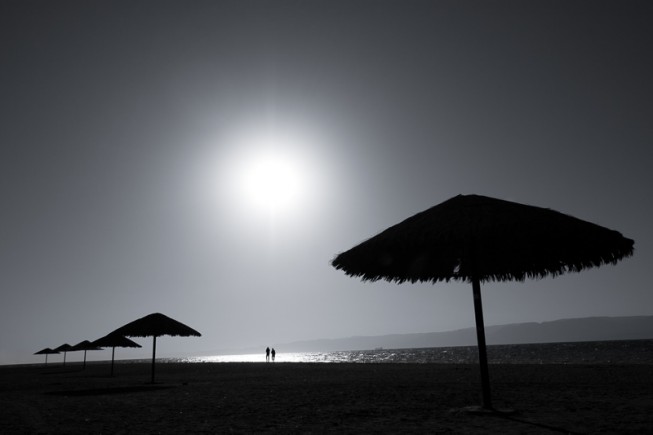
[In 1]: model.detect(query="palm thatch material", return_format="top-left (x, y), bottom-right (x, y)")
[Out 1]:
top-left (111, 312), bottom-right (202, 338)
top-left (71, 340), bottom-right (102, 369)
top-left (93, 334), bottom-right (142, 348)
top-left (71, 340), bottom-right (99, 350)
top-left (54, 343), bottom-right (74, 366)
top-left (332, 194), bottom-right (634, 284)
top-left (34, 347), bottom-right (59, 355)
top-left (92, 334), bottom-right (142, 376)
top-left (110, 313), bottom-right (201, 382)
top-left (34, 347), bottom-right (59, 365)
top-left (331, 194), bottom-right (634, 409)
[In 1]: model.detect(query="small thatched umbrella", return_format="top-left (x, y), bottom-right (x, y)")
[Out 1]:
top-left (34, 348), bottom-right (59, 365)
top-left (332, 194), bottom-right (634, 410)
top-left (110, 313), bottom-right (201, 383)
top-left (54, 343), bottom-right (74, 366)
top-left (71, 340), bottom-right (102, 369)
top-left (92, 334), bottom-right (142, 376)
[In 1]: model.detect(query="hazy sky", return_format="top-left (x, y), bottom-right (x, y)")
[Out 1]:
top-left (2, 0), bottom-right (651, 365)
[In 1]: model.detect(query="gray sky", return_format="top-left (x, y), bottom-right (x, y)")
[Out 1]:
top-left (1, 0), bottom-right (651, 365)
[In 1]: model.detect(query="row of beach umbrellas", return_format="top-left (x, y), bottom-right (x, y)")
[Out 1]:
top-left (35, 313), bottom-right (201, 382)
top-left (35, 338), bottom-right (139, 372)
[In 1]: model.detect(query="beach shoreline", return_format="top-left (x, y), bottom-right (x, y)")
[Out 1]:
top-left (1, 362), bottom-right (651, 433)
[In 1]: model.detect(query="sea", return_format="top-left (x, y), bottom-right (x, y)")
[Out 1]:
top-left (173, 339), bottom-right (653, 365)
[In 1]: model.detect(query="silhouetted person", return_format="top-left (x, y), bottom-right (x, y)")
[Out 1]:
top-left (266, 346), bottom-right (270, 362)
top-left (271, 348), bottom-right (276, 362)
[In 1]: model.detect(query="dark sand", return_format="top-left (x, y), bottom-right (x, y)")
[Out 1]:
top-left (1, 362), bottom-right (651, 434)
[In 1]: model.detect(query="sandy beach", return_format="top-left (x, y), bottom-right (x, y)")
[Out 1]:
top-left (1, 362), bottom-right (651, 434)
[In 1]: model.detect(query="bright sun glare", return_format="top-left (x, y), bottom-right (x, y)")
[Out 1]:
top-left (213, 129), bottom-right (315, 220)
top-left (237, 148), bottom-right (307, 214)
top-left (194, 125), bottom-right (325, 233)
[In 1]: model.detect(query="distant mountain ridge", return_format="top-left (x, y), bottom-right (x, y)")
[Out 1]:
top-left (229, 315), bottom-right (653, 354)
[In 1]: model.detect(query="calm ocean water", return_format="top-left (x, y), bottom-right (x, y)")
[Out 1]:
top-left (175, 339), bottom-right (653, 365)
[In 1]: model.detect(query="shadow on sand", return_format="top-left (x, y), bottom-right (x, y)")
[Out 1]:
top-left (491, 412), bottom-right (585, 435)
top-left (453, 407), bottom-right (583, 435)
top-left (41, 367), bottom-right (87, 375)
top-left (46, 385), bottom-right (176, 396)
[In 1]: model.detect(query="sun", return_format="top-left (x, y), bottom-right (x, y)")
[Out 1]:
top-left (189, 121), bottom-right (334, 244)
top-left (238, 148), bottom-right (307, 215)
top-left (191, 124), bottom-right (326, 234)
top-left (214, 128), bottom-right (315, 219)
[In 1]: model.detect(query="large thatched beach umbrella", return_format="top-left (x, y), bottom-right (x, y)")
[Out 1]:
top-left (34, 348), bottom-right (59, 365)
top-left (92, 334), bottom-right (142, 376)
top-left (71, 340), bottom-right (102, 369)
top-left (54, 343), bottom-right (74, 366)
top-left (110, 313), bottom-right (201, 383)
top-left (331, 194), bottom-right (634, 409)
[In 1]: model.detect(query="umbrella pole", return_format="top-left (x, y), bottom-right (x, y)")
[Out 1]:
top-left (472, 275), bottom-right (492, 409)
top-left (151, 336), bottom-right (157, 384)
top-left (111, 347), bottom-right (115, 377)
top-left (83, 350), bottom-right (87, 370)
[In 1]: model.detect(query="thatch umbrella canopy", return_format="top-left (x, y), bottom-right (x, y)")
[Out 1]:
top-left (332, 194), bottom-right (634, 410)
top-left (34, 348), bottom-right (59, 365)
top-left (92, 334), bottom-right (142, 376)
top-left (71, 340), bottom-right (102, 369)
top-left (110, 313), bottom-right (201, 383)
top-left (54, 343), bottom-right (74, 366)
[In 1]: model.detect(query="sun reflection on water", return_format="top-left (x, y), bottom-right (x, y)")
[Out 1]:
top-left (181, 350), bottom-right (405, 364)
top-left (175, 340), bottom-right (653, 365)
top-left (182, 352), bottom-right (341, 363)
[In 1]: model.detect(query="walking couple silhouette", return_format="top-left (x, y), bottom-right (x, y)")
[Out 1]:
top-left (265, 347), bottom-right (276, 362)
